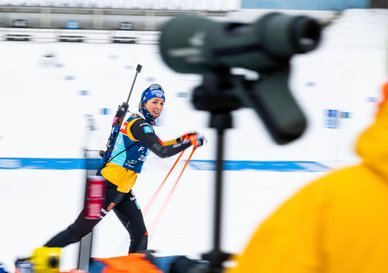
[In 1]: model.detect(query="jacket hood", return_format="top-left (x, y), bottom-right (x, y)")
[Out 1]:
top-left (356, 82), bottom-right (388, 179)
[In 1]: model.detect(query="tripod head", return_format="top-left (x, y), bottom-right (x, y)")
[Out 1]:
top-left (192, 67), bottom-right (306, 144)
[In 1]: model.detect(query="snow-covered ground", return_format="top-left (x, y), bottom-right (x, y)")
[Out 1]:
top-left (0, 9), bottom-right (387, 272)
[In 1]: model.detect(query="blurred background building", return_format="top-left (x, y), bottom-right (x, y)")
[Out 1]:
top-left (0, 0), bottom-right (386, 34)
top-left (0, 0), bottom-right (241, 43)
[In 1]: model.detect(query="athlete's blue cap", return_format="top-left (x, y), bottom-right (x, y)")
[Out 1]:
top-left (139, 84), bottom-right (166, 107)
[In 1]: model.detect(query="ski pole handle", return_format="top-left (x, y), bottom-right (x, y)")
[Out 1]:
top-left (126, 64), bottom-right (142, 104)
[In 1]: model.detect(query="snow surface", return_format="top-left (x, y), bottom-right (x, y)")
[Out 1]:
top-left (0, 9), bottom-right (387, 272)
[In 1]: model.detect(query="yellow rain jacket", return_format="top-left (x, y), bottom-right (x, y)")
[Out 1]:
top-left (227, 83), bottom-right (388, 273)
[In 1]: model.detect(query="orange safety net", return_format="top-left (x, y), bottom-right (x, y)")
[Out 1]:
top-left (95, 254), bottom-right (162, 273)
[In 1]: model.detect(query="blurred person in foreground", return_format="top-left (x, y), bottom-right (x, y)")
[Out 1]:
top-left (226, 82), bottom-right (388, 273)
top-left (43, 83), bottom-right (205, 253)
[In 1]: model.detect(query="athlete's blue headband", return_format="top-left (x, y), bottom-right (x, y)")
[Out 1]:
top-left (140, 84), bottom-right (166, 107)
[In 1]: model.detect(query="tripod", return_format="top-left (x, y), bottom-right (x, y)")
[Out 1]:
top-left (192, 70), bottom-right (244, 272)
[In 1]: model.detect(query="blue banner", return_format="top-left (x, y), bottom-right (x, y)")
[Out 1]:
top-left (0, 158), bottom-right (100, 170)
top-left (190, 160), bottom-right (329, 172)
top-left (0, 158), bottom-right (329, 172)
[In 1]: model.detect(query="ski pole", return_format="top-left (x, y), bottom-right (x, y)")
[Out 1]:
top-left (144, 149), bottom-right (186, 215)
top-left (114, 147), bottom-right (195, 253)
top-left (149, 146), bottom-right (197, 234)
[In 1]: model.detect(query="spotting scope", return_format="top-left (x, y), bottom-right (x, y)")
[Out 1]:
top-left (159, 13), bottom-right (322, 144)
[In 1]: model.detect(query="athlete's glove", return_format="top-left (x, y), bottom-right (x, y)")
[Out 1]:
top-left (180, 132), bottom-right (206, 148)
top-left (194, 134), bottom-right (206, 147)
top-left (177, 132), bottom-right (196, 142)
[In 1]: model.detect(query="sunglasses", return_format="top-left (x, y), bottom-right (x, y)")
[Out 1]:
top-left (149, 84), bottom-right (164, 91)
